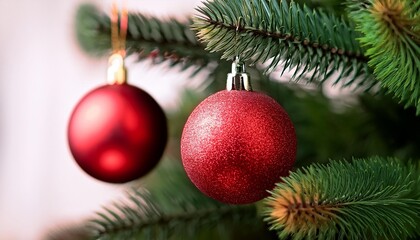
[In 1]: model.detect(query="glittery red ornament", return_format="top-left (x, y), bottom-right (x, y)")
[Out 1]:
top-left (68, 83), bottom-right (167, 183)
top-left (181, 90), bottom-right (296, 204)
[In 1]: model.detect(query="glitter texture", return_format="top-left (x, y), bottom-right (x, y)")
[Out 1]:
top-left (181, 90), bottom-right (297, 204)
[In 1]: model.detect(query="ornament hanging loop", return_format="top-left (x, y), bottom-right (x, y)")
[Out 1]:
top-left (227, 18), bottom-right (252, 91)
top-left (234, 18), bottom-right (242, 62)
top-left (108, 2), bottom-right (128, 85)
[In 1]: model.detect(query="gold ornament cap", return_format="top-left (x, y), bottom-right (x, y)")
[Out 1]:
top-left (107, 53), bottom-right (127, 85)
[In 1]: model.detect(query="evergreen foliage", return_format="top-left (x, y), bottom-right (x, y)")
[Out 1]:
top-left (193, 0), bottom-right (374, 88)
top-left (264, 157), bottom-right (420, 240)
top-left (90, 159), bottom-right (264, 240)
top-left (75, 0), bottom-right (420, 111)
top-left (347, 0), bottom-right (420, 114)
top-left (90, 156), bottom-right (420, 240)
top-left (76, 4), bottom-right (220, 75)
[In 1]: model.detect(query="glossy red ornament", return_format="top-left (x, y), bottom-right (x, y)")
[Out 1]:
top-left (68, 83), bottom-right (167, 183)
top-left (181, 90), bottom-right (296, 204)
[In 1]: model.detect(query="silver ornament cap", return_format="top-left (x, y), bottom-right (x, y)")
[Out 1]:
top-left (226, 58), bottom-right (252, 91)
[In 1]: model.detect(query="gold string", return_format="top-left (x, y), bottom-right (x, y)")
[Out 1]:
top-left (111, 2), bottom-right (128, 56)
top-left (108, 2), bottom-right (128, 85)
top-left (120, 6), bottom-right (128, 56)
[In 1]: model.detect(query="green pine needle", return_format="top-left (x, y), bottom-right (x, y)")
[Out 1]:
top-left (75, 4), bottom-right (220, 76)
top-left (264, 157), bottom-right (420, 240)
top-left (193, 0), bottom-right (375, 89)
top-left (90, 159), bottom-right (259, 240)
top-left (347, 0), bottom-right (420, 114)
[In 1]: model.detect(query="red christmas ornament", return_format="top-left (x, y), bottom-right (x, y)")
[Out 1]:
top-left (181, 61), bottom-right (296, 204)
top-left (68, 7), bottom-right (166, 183)
top-left (68, 83), bottom-right (167, 183)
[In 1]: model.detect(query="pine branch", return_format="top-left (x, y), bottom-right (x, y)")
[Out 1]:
top-left (264, 157), bottom-right (420, 240)
top-left (347, 0), bottom-right (420, 114)
top-left (193, 0), bottom-right (375, 89)
top-left (92, 191), bottom-right (255, 239)
top-left (76, 4), bottom-right (221, 75)
top-left (90, 159), bottom-right (260, 239)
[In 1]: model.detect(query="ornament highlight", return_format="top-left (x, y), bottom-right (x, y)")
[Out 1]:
top-left (181, 60), bottom-right (296, 204)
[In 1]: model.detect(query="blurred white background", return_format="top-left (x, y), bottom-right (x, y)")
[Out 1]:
top-left (0, 0), bottom-right (201, 239)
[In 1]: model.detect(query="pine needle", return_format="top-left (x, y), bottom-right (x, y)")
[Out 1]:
top-left (75, 4), bottom-right (220, 77)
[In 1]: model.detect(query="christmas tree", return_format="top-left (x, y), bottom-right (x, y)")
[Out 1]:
top-left (50, 0), bottom-right (420, 239)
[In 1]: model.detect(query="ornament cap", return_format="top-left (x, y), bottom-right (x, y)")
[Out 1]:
top-left (107, 53), bottom-right (127, 85)
top-left (226, 58), bottom-right (252, 91)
